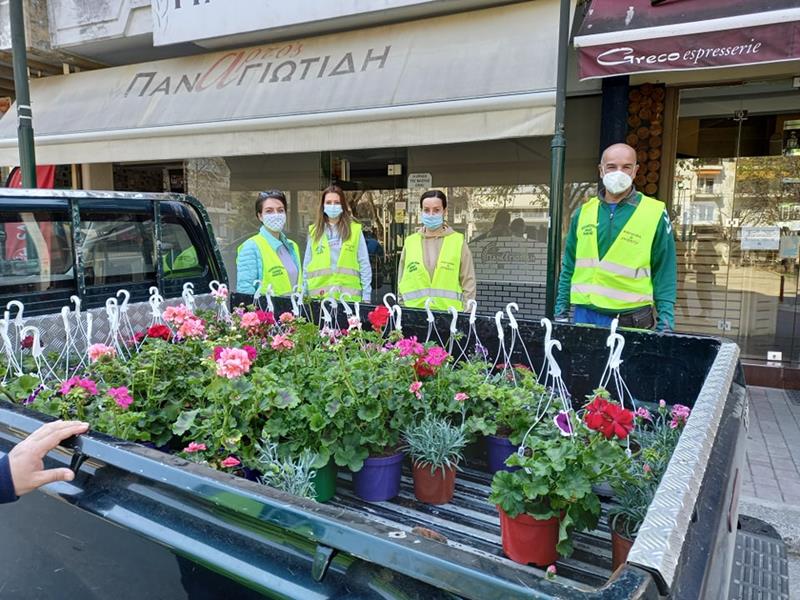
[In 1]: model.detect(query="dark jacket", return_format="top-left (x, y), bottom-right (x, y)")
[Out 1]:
top-left (0, 454), bottom-right (18, 504)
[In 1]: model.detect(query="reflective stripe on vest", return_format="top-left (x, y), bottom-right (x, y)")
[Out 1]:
top-left (398, 232), bottom-right (464, 311)
top-left (240, 234), bottom-right (300, 297)
top-left (306, 222), bottom-right (363, 301)
top-left (570, 195), bottom-right (664, 311)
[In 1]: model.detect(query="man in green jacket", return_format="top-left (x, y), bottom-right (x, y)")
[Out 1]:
top-left (555, 143), bottom-right (676, 331)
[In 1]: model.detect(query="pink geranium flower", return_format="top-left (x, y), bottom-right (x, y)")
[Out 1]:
top-left (184, 442), bottom-right (207, 453)
top-left (347, 316), bottom-right (362, 331)
top-left (108, 386), bottom-right (133, 409)
top-left (220, 456), bottom-right (240, 468)
top-left (395, 336), bottom-right (425, 357)
top-left (88, 343), bottom-right (116, 363)
top-left (409, 381), bottom-right (423, 399)
top-left (215, 347), bottom-right (252, 379)
top-left (60, 376), bottom-right (98, 396)
top-left (240, 312), bottom-right (261, 330)
top-left (424, 346), bottom-right (449, 367)
top-left (635, 407), bottom-right (653, 422)
top-left (163, 304), bottom-right (191, 326)
top-left (177, 316), bottom-right (205, 339)
top-left (454, 392), bottom-right (469, 402)
top-left (279, 312), bottom-right (295, 324)
top-left (270, 334), bottom-right (295, 351)
top-left (243, 345), bottom-right (258, 361)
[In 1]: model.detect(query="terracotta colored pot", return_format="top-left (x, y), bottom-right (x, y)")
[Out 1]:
top-left (412, 462), bottom-right (456, 504)
top-left (498, 508), bottom-right (560, 567)
top-left (611, 526), bottom-right (635, 571)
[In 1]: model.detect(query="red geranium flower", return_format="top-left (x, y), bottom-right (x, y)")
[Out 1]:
top-left (367, 306), bottom-right (390, 332)
top-left (603, 403), bottom-right (634, 440)
top-left (255, 310), bottom-right (276, 325)
top-left (583, 395), bottom-right (634, 440)
top-left (147, 324), bottom-right (171, 341)
top-left (413, 357), bottom-right (436, 378)
top-left (20, 335), bottom-right (34, 349)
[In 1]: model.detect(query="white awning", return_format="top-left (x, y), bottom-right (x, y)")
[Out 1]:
top-left (0, 1), bottom-right (559, 166)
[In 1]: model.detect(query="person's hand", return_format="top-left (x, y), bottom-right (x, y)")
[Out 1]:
top-left (8, 420), bottom-right (89, 497)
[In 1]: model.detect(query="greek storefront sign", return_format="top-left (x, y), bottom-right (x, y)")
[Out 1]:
top-left (0, 2), bottom-right (559, 164)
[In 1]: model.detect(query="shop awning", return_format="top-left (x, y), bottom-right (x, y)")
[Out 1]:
top-left (0, 2), bottom-right (558, 166)
top-left (575, 0), bottom-right (800, 80)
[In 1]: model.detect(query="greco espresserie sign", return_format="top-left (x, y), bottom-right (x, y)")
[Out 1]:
top-left (151, 0), bottom-right (433, 46)
top-left (575, 0), bottom-right (800, 79)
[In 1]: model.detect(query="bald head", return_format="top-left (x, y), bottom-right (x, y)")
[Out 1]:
top-left (598, 143), bottom-right (639, 200)
top-left (600, 143), bottom-right (637, 166)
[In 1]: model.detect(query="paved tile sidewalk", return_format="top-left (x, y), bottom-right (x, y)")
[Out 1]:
top-left (742, 387), bottom-right (800, 506)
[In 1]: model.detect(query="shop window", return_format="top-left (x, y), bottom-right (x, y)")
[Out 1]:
top-left (80, 212), bottom-right (156, 287)
top-left (0, 208), bottom-right (74, 295)
top-left (692, 202), bottom-right (716, 224)
top-left (698, 177), bottom-right (716, 194)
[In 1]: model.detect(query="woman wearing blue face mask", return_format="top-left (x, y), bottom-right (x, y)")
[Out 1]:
top-left (235, 190), bottom-right (302, 297)
top-left (303, 184), bottom-right (372, 302)
top-left (398, 189), bottom-right (476, 311)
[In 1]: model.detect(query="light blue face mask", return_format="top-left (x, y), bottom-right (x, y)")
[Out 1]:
top-left (421, 213), bottom-right (444, 230)
top-left (324, 204), bottom-right (343, 219)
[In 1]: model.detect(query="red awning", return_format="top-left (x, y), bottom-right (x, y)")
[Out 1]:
top-left (575, 0), bottom-right (800, 80)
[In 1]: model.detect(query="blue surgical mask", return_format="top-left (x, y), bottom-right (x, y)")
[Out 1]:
top-left (421, 214), bottom-right (444, 230)
top-left (324, 204), bottom-right (343, 219)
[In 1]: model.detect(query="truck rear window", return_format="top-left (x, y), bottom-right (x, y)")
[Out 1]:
top-left (79, 211), bottom-right (156, 287)
top-left (0, 208), bottom-right (74, 295)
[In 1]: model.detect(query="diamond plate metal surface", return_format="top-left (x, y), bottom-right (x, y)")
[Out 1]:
top-left (627, 341), bottom-right (740, 590)
top-left (19, 294), bottom-right (216, 355)
top-left (727, 529), bottom-right (789, 600)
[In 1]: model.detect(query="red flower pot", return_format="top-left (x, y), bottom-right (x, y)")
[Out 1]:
top-left (498, 508), bottom-right (560, 567)
top-left (412, 462), bottom-right (456, 504)
top-left (611, 527), bottom-right (634, 571)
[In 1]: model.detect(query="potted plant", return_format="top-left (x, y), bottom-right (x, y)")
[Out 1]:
top-left (608, 401), bottom-right (692, 569)
top-left (467, 365), bottom-right (547, 474)
top-left (402, 413), bottom-right (467, 504)
top-left (488, 399), bottom-right (633, 566)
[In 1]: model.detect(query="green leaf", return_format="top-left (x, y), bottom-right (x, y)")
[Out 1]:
top-left (357, 402), bottom-right (381, 422)
top-left (172, 409), bottom-right (199, 435)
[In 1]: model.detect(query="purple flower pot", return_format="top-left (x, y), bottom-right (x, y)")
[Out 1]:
top-left (352, 452), bottom-right (404, 502)
top-left (487, 435), bottom-right (520, 474)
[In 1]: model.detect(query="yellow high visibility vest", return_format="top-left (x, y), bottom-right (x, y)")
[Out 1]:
top-left (306, 222), bottom-right (363, 300)
top-left (398, 232), bottom-right (464, 311)
top-left (163, 246), bottom-right (199, 277)
top-left (571, 195), bottom-right (664, 311)
top-left (238, 234), bottom-right (300, 296)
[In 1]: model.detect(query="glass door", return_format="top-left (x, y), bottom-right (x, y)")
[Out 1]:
top-left (674, 94), bottom-right (800, 364)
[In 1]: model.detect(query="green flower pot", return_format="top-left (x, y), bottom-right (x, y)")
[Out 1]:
top-left (312, 459), bottom-right (337, 502)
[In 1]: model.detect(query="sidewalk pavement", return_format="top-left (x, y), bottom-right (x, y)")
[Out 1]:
top-left (740, 386), bottom-right (800, 599)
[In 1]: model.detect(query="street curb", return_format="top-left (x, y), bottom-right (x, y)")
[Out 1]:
top-left (740, 495), bottom-right (800, 555)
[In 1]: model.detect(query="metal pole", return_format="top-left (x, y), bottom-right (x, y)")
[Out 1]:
top-left (545, 0), bottom-right (570, 318)
top-left (9, 0), bottom-right (37, 188)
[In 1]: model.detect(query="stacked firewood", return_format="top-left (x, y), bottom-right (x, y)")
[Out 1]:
top-left (625, 83), bottom-right (665, 197)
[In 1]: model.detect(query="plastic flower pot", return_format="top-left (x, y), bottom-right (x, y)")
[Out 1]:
top-left (412, 461), bottom-right (456, 504)
top-left (611, 525), bottom-right (635, 571)
top-left (486, 435), bottom-right (520, 474)
top-left (352, 452), bottom-right (404, 502)
top-left (498, 508), bottom-right (560, 567)
top-left (312, 459), bottom-right (338, 503)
